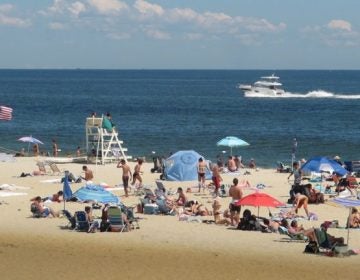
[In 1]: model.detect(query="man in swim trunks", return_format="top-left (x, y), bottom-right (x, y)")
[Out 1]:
top-left (117, 159), bottom-right (132, 197)
top-left (132, 158), bottom-right (143, 188)
top-left (197, 157), bottom-right (209, 192)
top-left (229, 178), bottom-right (243, 226)
top-left (211, 163), bottom-right (222, 197)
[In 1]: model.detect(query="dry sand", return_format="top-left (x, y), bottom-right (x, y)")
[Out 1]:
top-left (0, 157), bottom-right (359, 280)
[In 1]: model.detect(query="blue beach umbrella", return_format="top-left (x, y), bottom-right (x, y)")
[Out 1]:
top-left (18, 135), bottom-right (44, 154)
top-left (217, 136), bottom-right (250, 156)
top-left (72, 185), bottom-right (119, 204)
top-left (164, 150), bottom-right (212, 181)
top-left (301, 156), bottom-right (348, 176)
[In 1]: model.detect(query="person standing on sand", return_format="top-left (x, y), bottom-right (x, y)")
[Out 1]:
top-left (229, 178), bottom-right (243, 226)
top-left (132, 158), bottom-right (143, 188)
top-left (197, 157), bottom-right (209, 192)
top-left (211, 163), bottom-right (222, 197)
top-left (33, 144), bottom-right (39, 157)
top-left (117, 159), bottom-right (132, 197)
top-left (52, 139), bottom-right (58, 157)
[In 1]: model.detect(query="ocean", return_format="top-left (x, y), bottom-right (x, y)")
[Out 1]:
top-left (0, 69), bottom-right (360, 168)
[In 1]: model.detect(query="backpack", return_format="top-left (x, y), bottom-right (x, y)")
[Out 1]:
top-left (304, 241), bottom-right (319, 254)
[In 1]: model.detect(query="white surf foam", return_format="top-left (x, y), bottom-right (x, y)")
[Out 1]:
top-left (244, 90), bottom-right (360, 99)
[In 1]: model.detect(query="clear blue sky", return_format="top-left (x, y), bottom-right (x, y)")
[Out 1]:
top-left (1, 0), bottom-right (359, 69)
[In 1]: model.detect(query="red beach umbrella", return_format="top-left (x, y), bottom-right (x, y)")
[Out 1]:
top-left (235, 191), bottom-right (285, 216)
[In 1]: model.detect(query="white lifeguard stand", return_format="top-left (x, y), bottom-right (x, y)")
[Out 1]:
top-left (85, 116), bottom-right (131, 164)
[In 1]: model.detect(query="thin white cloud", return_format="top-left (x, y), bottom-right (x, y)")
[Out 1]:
top-left (0, 13), bottom-right (29, 27)
top-left (0, 4), bottom-right (30, 27)
top-left (49, 22), bottom-right (66, 30)
top-left (168, 8), bottom-right (198, 22)
top-left (48, 0), bottom-right (67, 14)
top-left (237, 17), bottom-right (286, 32)
top-left (38, 0), bottom-right (286, 44)
top-left (134, 0), bottom-right (164, 16)
top-left (0, 4), bottom-right (13, 13)
top-left (69, 1), bottom-right (86, 17)
top-left (145, 28), bottom-right (170, 40)
top-left (327, 19), bottom-right (352, 32)
top-left (302, 20), bottom-right (359, 47)
top-left (107, 32), bottom-right (130, 40)
top-left (88, 0), bottom-right (128, 14)
top-left (184, 33), bottom-right (203, 40)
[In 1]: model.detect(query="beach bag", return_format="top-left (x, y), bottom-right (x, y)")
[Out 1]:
top-left (304, 241), bottom-right (319, 254)
top-left (143, 204), bottom-right (159, 215)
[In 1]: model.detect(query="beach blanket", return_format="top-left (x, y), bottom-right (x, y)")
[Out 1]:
top-left (0, 184), bottom-right (30, 190)
top-left (40, 178), bottom-right (61, 184)
top-left (0, 192), bottom-right (28, 197)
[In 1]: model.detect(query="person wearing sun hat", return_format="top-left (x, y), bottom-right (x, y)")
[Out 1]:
top-left (333, 155), bottom-right (343, 166)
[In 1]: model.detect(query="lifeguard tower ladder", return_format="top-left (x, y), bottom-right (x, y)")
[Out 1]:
top-left (85, 116), bottom-right (131, 164)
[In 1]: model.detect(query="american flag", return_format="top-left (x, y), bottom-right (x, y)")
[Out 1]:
top-left (0, 106), bottom-right (13, 121)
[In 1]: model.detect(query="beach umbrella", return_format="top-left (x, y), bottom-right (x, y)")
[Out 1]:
top-left (216, 136), bottom-right (250, 156)
top-left (301, 156), bottom-right (348, 176)
top-left (18, 136), bottom-right (44, 154)
top-left (164, 150), bottom-right (212, 181)
top-left (62, 174), bottom-right (73, 210)
top-left (72, 184), bottom-right (119, 204)
top-left (331, 197), bottom-right (360, 246)
top-left (18, 136), bottom-right (44, 145)
top-left (235, 191), bottom-right (285, 216)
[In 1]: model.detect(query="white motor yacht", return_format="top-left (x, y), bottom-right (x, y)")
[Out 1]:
top-left (239, 74), bottom-right (285, 97)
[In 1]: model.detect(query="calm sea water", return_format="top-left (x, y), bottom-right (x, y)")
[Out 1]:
top-left (0, 69), bottom-right (360, 167)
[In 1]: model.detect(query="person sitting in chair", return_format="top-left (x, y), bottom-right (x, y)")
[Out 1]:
top-left (348, 207), bottom-right (360, 228)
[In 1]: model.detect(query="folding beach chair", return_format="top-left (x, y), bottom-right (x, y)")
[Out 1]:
top-left (107, 206), bottom-right (128, 232)
top-left (62, 210), bottom-right (76, 229)
top-left (48, 162), bottom-right (61, 175)
top-left (278, 226), bottom-right (308, 242)
top-left (74, 211), bottom-right (90, 232)
top-left (155, 180), bottom-right (166, 194)
top-left (120, 204), bottom-right (140, 229)
top-left (276, 162), bottom-right (291, 173)
top-left (36, 161), bottom-right (49, 174)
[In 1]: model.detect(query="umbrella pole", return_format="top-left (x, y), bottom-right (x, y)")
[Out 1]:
top-left (347, 208), bottom-right (351, 245)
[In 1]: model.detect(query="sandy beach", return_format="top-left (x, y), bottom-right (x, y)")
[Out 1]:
top-left (0, 157), bottom-right (359, 280)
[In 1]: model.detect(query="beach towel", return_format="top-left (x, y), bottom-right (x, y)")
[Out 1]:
top-left (40, 178), bottom-right (61, 184)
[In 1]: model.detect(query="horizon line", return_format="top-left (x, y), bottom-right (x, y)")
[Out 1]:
top-left (0, 68), bottom-right (359, 71)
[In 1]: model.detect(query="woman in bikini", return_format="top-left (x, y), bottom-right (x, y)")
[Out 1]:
top-left (197, 157), bottom-right (209, 192)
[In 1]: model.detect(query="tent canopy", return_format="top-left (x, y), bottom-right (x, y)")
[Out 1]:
top-left (164, 150), bottom-right (212, 181)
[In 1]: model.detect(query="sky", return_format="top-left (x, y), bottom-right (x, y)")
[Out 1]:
top-left (0, 0), bottom-right (360, 69)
